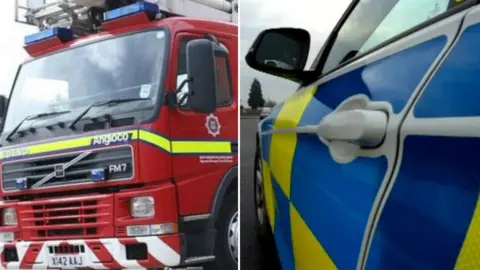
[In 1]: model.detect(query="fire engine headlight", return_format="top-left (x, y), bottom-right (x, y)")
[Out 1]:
top-left (0, 232), bottom-right (14, 242)
top-left (130, 196), bottom-right (155, 218)
top-left (2, 208), bottom-right (17, 226)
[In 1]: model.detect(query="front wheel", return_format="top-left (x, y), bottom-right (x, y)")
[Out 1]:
top-left (206, 190), bottom-right (238, 270)
top-left (254, 149), bottom-right (281, 269)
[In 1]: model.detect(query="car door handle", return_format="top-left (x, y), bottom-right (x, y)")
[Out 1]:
top-left (265, 110), bottom-right (387, 146)
top-left (264, 109), bottom-right (388, 163)
top-left (261, 94), bottom-right (391, 163)
top-left (297, 109), bottom-right (387, 147)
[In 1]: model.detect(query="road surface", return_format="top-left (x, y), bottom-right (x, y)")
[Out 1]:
top-left (240, 116), bottom-right (281, 270)
top-left (240, 116), bottom-right (259, 270)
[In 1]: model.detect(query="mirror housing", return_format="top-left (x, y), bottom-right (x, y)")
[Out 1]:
top-left (185, 38), bottom-right (220, 114)
top-left (245, 28), bottom-right (311, 82)
top-left (0, 95), bottom-right (7, 121)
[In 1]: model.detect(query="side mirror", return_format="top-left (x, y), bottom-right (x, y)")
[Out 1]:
top-left (245, 28), bottom-right (311, 82)
top-left (185, 39), bottom-right (220, 114)
top-left (0, 95), bottom-right (7, 120)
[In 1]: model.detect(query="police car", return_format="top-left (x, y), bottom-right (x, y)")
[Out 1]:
top-left (245, 0), bottom-right (480, 269)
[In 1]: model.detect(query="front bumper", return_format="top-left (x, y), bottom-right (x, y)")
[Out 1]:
top-left (0, 235), bottom-right (181, 269)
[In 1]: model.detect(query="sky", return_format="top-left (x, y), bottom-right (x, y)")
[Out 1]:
top-left (240, 0), bottom-right (351, 105)
top-left (0, 0), bottom-right (36, 97)
top-left (0, 0), bottom-right (351, 104)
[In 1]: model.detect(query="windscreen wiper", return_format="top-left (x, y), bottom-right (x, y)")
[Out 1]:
top-left (68, 98), bottom-right (152, 129)
top-left (5, 110), bottom-right (72, 141)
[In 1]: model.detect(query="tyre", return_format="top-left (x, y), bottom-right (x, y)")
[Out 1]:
top-left (240, 134), bottom-right (261, 270)
top-left (253, 147), bottom-right (281, 269)
top-left (240, 135), bottom-right (281, 270)
top-left (206, 190), bottom-right (238, 270)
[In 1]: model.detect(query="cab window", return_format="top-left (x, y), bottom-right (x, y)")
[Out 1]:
top-left (176, 39), bottom-right (232, 108)
top-left (320, 0), bottom-right (461, 74)
top-left (214, 44), bottom-right (233, 106)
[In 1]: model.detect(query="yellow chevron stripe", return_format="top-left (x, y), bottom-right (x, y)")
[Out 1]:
top-left (262, 160), bottom-right (276, 231)
top-left (291, 204), bottom-right (337, 270)
top-left (455, 196), bottom-right (480, 269)
top-left (0, 129), bottom-right (232, 159)
top-left (0, 130), bottom-right (137, 159)
top-left (138, 129), bottom-right (171, 152)
top-left (269, 86), bottom-right (316, 199)
top-left (171, 140), bottom-right (231, 154)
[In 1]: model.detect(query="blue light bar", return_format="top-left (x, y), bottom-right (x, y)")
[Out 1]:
top-left (24, 27), bottom-right (74, 45)
top-left (104, 1), bottom-right (159, 21)
top-left (90, 168), bottom-right (106, 182)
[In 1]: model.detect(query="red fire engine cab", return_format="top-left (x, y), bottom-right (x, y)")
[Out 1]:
top-left (0, 0), bottom-right (238, 269)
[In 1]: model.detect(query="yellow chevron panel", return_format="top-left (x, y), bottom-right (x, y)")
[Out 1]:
top-left (262, 160), bottom-right (276, 231)
top-left (138, 130), bottom-right (171, 152)
top-left (290, 204), bottom-right (337, 270)
top-left (455, 197), bottom-right (480, 270)
top-left (171, 141), bottom-right (231, 154)
top-left (269, 87), bottom-right (316, 199)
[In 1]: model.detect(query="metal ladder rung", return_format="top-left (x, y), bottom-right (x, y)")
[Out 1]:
top-left (16, 0), bottom-right (237, 34)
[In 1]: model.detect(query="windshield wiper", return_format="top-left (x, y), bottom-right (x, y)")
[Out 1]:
top-left (5, 110), bottom-right (72, 141)
top-left (68, 98), bottom-right (152, 129)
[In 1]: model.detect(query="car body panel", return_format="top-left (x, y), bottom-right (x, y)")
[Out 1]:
top-left (366, 5), bottom-right (480, 270)
top-left (258, 7), bottom-right (468, 270)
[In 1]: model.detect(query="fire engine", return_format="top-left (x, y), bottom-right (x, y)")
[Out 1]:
top-left (0, 0), bottom-right (238, 269)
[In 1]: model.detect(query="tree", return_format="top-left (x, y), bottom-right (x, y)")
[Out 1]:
top-left (247, 78), bottom-right (265, 109)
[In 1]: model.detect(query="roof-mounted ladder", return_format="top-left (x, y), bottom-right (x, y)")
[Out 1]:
top-left (15, 0), bottom-right (238, 36)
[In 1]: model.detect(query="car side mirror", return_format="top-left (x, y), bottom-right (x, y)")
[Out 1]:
top-left (0, 95), bottom-right (7, 120)
top-left (185, 38), bottom-right (220, 114)
top-left (245, 28), bottom-right (311, 82)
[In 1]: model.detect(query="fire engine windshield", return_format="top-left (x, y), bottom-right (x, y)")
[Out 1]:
top-left (3, 30), bottom-right (167, 133)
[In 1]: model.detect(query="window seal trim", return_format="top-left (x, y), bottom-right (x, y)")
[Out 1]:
top-left (307, 0), bottom-right (477, 87)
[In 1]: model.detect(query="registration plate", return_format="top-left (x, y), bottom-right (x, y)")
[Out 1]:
top-left (48, 255), bottom-right (85, 268)
top-left (127, 225), bottom-right (150, 236)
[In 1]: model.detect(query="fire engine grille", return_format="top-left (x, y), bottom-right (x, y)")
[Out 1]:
top-left (18, 195), bottom-right (114, 240)
top-left (2, 145), bottom-right (134, 191)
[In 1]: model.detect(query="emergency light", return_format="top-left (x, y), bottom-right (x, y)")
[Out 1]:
top-left (24, 28), bottom-right (74, 46)
top-left (90, 168), bottom-right (107, 181)
top-left (15, 177), bottom-right (28, 190)
top-left (103, 1), bottom-right (159, 22)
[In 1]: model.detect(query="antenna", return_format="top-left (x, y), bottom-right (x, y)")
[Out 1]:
top-left (15, 0), bottom-right (238, 36)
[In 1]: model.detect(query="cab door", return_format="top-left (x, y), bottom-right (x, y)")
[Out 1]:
top-left (257, 0), bottom-right (471, 269)
top-left (168, 30), bottom-right (237, 216)
top-left (366, 4), bottom-right (480, 270)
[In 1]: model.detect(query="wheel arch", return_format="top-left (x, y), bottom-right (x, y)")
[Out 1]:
top-left (209, 165), bottom-right (238, 227)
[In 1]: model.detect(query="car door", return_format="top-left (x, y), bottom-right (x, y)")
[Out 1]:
top-left (258, 0), bottom-right (472, 269)
top-left (366, 3), bottom-right (480, 270)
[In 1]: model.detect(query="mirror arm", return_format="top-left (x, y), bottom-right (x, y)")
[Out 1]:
top-left (204, 34), bottom-right (218, 44)
top-left (163, 78), bottom-right (192, 108)
top-left (176, 78), bottom-right (193, 106)
top-left (178, 92), bottom-right (190, 106)
top-left (297, 70), bottom-right (320, 86)
top-left (176, 78), bottom-right (191, 94)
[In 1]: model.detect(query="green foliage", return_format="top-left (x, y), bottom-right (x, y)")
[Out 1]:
top-left (247, 78), bottom-right (265, 109)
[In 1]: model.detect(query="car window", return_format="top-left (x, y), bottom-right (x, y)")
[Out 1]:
top-left (320, 0), bottom-right (460, 74)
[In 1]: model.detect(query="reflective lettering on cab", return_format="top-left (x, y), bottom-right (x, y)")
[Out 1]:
top-left (0, 147), bottom-right (29, 159)
top-left (109, 163), bottom-right (128, 173)
top-left (91, 132), bottom-right (133, 146)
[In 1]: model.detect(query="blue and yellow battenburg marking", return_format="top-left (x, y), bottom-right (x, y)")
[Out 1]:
top-left (0, 129), bottom-right (234, 160)
top-left (260, 86), bottom-right (337, 270)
